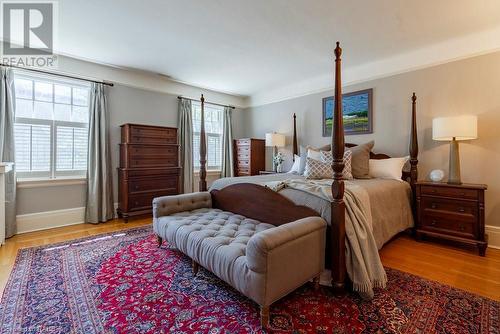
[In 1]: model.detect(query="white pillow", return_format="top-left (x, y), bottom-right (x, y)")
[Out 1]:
top-left (369, 156), bottom-right (409, 180)
top-left (306, 148), bottom-right (322, 161)
top-left (288, 155), bottom-right (301, 174)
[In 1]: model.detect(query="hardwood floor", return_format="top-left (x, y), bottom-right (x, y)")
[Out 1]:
top-left (1, 218), bottom-right (499, 300)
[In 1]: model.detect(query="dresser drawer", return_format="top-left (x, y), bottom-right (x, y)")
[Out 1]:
top-left (121, 168), bottom-right (179, 178)
top-left (237, 167), bottom-right (250, 175)
top-left (236, 139), bottom-right (250, 145)
top-left (128, 190), bottom-right (177, 211)
top-left (128, 145), bottom-right (178, 157)
top-left (129, 156), bottom-right (178, 168)
top-left (421, 197), bottom-right (477, 217)
top-left (237, 159), bottom-right (250, 167)
top-left (420, 185), bottom-right (478, 200)
top-left (123, 125), bottom-right (177, 145)
top-left (121, 145), bottom-right (179, 168)
top-left (129, 176), bottom-right (178, 194)
top-left (236, 145), bottom-right (250, 154)
top-left (237, 152), bottom-right (250, 160)
top-left (421, 213), bottom-right (476, 238)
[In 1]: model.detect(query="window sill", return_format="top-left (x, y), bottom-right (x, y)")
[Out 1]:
top-left (17, 177), bottom-right (87, 189)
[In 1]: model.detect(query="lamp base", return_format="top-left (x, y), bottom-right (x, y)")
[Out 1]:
top-left (447, 138), bottom-right (462, 185)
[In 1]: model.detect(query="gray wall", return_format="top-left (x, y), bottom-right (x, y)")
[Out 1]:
top-left (242, 51), bottom-right (500, 227)
top-left (17, 84), bottom-right (245, 215)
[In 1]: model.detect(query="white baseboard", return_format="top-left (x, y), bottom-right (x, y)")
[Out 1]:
top-left (14, 205), bottom-right (500, 249)
top-left (16, 203), bottom-right (120, 234)
top-left (16, 207), bottom-right (85, 234)
top-left (486, 225), bottom-right (500, 249)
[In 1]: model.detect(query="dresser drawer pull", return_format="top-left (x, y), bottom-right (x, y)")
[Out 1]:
top-left (459, 224), bottom-right (465, 231)
top-left (458, 207), bottom-right (465, 213)
top-left (134, 185), bottom-right (140, 190)
top-left (431, 203), bottom-right (437, 209)
top-left (134, 201), bottom-right (139, 206)
top-left (431, 220), bottom-right (437, 226)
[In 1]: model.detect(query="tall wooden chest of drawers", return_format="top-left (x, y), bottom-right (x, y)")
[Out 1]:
top-left (415, 181), bottom-right (488, 256)
top-left (233, 138), bottom-right (265, 176)
top-left (117, 124), bottom-right (180, 222)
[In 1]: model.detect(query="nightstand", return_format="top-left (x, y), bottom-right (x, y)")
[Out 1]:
top-left (415, 181), bottom-right (488, 256)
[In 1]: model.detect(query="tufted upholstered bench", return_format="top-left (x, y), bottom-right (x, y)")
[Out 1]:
top-left (152, 191), bottom-right (326, 327)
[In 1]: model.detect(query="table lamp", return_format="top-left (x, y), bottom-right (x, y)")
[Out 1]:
top-left (265, 133), bottom-right (285, 171)
top-left (432, 115), bottom-right (478, 184)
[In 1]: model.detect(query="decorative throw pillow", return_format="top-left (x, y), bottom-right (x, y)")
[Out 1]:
top-left (349, 140), bottom-right (375, 179)
top-left (288, 155), bottom-right (301, 174)
top-left (368, 156), bottom-right (409, 180)
top-left (319, 150), bottom-right (353, 180)
top-left (298, 147), bottom-right (307, 175)
top-left (303, 157), bottom-right (333, 179)
top-left (306, 147), bottom-right (322, 161)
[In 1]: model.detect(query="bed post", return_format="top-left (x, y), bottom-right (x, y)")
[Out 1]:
top-left (199, 94), bottom-right (208, 191)
top-left (293, 113), bottom-right (298, 159)
top-left (409, 93), bottom-right (418, 192)
top-left (331, 42), bottom-right (346, 293)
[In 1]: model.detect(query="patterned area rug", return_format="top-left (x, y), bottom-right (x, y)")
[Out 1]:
top-left (0, 226), bottom-right (498, 333)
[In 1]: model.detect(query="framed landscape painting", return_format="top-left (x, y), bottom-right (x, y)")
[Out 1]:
top-left (322, 88), bottom-right (373, 137)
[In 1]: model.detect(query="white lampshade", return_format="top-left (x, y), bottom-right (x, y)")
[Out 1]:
top-left (432, 115), bottom-right (478, 141)
top-left (265, 133), bottom-right (285, 147)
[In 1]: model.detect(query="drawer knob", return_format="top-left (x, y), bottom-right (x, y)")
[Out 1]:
top-left (459, 192), bottom-right (465, 196)
top-left (135, 185), bottom-right (139, 190)
top-left (134, 201), bottom-right (139, 205)
top-left (459, 224), bottom-right (465, 231)
top-left (431, 220), bottom-right (437, 226)
top-left (431, 203), bottom-right (437, 209)
top-left (458, 207), bottom-right (465, 213)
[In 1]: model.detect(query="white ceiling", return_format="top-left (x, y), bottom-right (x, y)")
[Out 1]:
top-left (56, 0), bottom-right (500, 103)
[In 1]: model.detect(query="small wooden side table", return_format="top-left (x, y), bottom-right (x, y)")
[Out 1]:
top-left (415, 181), bottom-right (488, 256)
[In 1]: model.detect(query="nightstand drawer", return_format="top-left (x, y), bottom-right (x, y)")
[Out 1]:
top-left (421, 198), bottom-right (477, 216)
top-left (421, 214), bottom-right (476, 238)
top-left (420, 185), bottom-right (478, 200)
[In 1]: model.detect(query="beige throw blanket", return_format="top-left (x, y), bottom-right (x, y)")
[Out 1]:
top-left (266, 179), bottom-right (387, 299)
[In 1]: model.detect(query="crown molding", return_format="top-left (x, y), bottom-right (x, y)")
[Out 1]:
top-left (247, 25), bottom-right (500, 108)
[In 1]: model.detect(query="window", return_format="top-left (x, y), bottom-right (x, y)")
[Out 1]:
top-left (192, 101), bottom-right (223, 171)
top-left (13, 72), bottom-right (90, 179)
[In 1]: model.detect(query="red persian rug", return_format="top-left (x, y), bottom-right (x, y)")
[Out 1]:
top-left (0, 226), bottom-right (498, 333)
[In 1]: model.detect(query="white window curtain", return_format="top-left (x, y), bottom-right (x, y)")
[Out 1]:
top-left (85, 83), bottom-right (113, 223)
top-left (0, 68), bottom-right (16, 238)
top-left (221, 106), bottom-right (234, 177)
top-left (178, 98), bottom-right (193, 193)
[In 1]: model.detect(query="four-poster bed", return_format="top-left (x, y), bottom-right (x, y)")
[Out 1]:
top-left (195, 42), bottom-right (419, 292)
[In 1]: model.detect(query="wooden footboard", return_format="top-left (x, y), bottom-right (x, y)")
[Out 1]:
top-left (210, 183), bottom-right (319, 225)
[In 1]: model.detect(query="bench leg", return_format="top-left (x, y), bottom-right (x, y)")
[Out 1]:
top-left (260, 305), bottom-right (269, 328)
top-left (313, 274), bottom-right (320, 291)
top-left (192, 260), bottom-right (199, 276)
top-left (157, 236), bottom-right (163, 248)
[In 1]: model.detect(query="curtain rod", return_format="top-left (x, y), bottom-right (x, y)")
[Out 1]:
top-left (177, 95), bottom-right (235, 109)
top-left (0, 63), bottom-right (114, 87)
